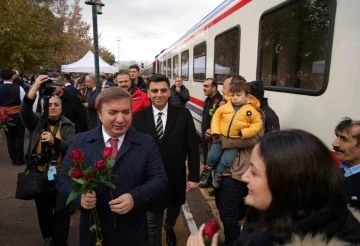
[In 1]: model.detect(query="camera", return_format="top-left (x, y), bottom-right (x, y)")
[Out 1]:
top-left (30, 153), bottom-right (49, 167)
top-left (40, 78), bottom-right (55, 98)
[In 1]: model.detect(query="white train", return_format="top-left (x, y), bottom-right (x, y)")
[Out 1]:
top-left (145, 0), bottom-right (360, 148)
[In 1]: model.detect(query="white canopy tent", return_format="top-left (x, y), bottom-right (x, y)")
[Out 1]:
top-left (61, 51), bottom-right (117, 74)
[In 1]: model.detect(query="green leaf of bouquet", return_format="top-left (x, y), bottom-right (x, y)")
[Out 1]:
top-left (72, 182), bottom-right (82, 192)
top-left (66, 192), bottom-right (78, 205)
top-left (72, 178), bottom-right (85, 184)
top-left (67, 167), bottom-right (74, 176)
top-left (99, 175), bottom-right (106, 182)
top-left (108, 158), bottom-right (115, 168)
top-left (84, 167), bottom-right (94, 175)
top-left (89, 224), bottom-right (102, 232)
top-left (102, 181), bottom-right (116, 189)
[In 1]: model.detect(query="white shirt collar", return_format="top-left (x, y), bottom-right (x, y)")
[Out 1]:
top-left (4, 81), bottom-right (12, 84)
top-left (102, 126), bottom-right (126, 147)
top-left (152, 103), bottom-right (168, 117)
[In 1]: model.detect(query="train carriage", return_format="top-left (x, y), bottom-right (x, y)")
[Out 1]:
top-left (153, 0), bottom-right (360, 148)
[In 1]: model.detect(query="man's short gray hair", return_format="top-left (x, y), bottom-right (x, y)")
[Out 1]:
top-left (86, 73), bottom-right (96, 82)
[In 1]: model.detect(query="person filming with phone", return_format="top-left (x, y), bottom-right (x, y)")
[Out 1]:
top-left (19, 74), bottom-right (76, 246)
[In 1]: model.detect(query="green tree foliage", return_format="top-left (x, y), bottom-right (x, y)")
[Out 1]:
top-left (0, 0), bottom-right (116, 73)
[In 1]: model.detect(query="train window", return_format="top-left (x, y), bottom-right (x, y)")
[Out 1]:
top-left (258, 0), bottom-right (335, 95)
top-left (181, 50), bottom-right (189, 80)
top-left (214, 27), bottom-right (240, 83)
top-left (173, 55), bottom-right (179, 78)
top-left (167, 58), bottom-right (172, 79)
top-left (163, 60), bottom-right (167, 75)
top-left (193, 42), bottom-right (206, 81)
top-left (160, 62), bottom-right (163, 75)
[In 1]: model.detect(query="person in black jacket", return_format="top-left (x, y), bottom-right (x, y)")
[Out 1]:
top-left (169, 76), bottom-right (190, 107)
top-left (0, 69), bottom-right (26, 165)
top-left (84, 73), bottom-right (99, 130)
top-left (200, 78), bottom-right (223, 190)
top-left (63, 74), bottom-right (78, 95)
top-left (133, 74), bottom-right (199, 246)
top-left (249, 80), bottom-right (280, 134)
top-left (49, 72), bottom-right (88, 133)
top-left (129, 64), bottom-right (147, 92)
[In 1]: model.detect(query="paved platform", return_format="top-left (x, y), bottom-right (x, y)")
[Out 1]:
top-left (0, 133), bottom-right (223, 245)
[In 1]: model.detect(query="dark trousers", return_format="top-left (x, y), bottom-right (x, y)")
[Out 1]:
top-left (34, 190), bottom-right (70, 246)
top-left (215, 176), bottom-right (248, 246)
top-left (147, 205), bottom-right (181, 246)
top-left (201, 133), bottom-right (209, 165)
top-left (4, 114), bottom-right (25, 164)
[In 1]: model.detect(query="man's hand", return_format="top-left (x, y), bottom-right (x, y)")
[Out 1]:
top-left (81, 191), bottom-right (97, 210)
top-left (175, 87), bottom-right (181, 92)
top-left (186, 181), bottom-right (199, 192)
top-left (41, 131), bottom-right (54, 145)
top-left (109, 193), bottom-right (134, 215)
top-left (82, 102), bottom-right (88, 108)
top-left (205, 129), bottom-right (211, 140)
top-left (27, 75), bottom-right (48, 100)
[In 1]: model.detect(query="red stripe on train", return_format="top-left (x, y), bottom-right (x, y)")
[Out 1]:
top-left (162, 0), bottom-right (252, 57)
top-left (190, 96), bottom-right (204, 108)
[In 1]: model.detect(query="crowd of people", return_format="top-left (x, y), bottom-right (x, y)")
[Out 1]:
top-left (0, 65), bottom-right (359, 246)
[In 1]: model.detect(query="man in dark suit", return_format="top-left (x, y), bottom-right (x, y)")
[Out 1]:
top-left (84, 73), bottom-right (98, 130)
top-left (50, 73), bottom-right (89, 133)
top-left (100, 73), bottom-right (114, 88)
top-left (133, 74), bottom-right (200, 246)
top-left (63, 74), bottom-right (78, 95)
top-left (55, 87), bottom-right (167, 246)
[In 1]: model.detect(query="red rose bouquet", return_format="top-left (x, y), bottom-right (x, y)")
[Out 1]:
top-left (203, 220), bottom-right (220, 245)
top-left (66, 148), bottom-right (116, 246)
top-left (209, 98), bottom-right (221, 116)
top-left (0, 108), bottom-right (11, 131)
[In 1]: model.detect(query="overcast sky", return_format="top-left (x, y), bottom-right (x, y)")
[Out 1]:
top-left (77, 0), bottom-right (222, 62)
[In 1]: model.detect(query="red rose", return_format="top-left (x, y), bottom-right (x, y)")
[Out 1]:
top-left (94, 160), bottom-right (106, 171)
top-left (214, 99), bottom-right (220, 104)
top-left (85, 172), bottom-right (95, 181)
top-left (70, 149), bottom-right (84, 163)
top-left (0, 114), bottom-right (9, 121)
top-left (71, 168), bottom-right (84, 179)
top-left (203, 220), bottom-right (220, 239)
top-left (103, 147), bottom-right (112, 158)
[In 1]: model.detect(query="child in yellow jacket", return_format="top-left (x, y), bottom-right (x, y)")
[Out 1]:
top-left (200, 81), bottom-right (262, 188)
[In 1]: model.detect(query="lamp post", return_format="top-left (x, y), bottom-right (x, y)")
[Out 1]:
top-left (117, 37), bottom-right (121, 69)
top-left (85, 0), bottom-right (105, 92)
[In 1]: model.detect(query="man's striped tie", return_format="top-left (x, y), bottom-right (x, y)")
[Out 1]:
top-left (156, 112), bottom-right (164, 141)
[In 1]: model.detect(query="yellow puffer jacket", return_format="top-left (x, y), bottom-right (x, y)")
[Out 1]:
top-left (211, 94), bottom-right (262, 139)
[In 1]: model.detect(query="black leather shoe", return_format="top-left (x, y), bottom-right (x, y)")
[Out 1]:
top-left (43, 237), bottom-right (54, 246)
top-left (165, 228), bottom-right (176, 246)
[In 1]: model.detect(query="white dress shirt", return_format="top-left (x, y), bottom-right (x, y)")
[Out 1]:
top-left (102, 126), bottom-right (125, 150)
top-left (152, 104), bottom-right (168, 130)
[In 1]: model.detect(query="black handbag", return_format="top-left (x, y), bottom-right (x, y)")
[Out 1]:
top-left (15, 169), bottom-right (52, 200)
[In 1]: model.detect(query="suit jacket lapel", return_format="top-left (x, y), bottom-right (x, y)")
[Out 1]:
top-left (115, 127), bottom-right (140, 162)
top-left (87, 126), bottom-right (105, 158)
top-left (162, 104), bottom-right (178, 142)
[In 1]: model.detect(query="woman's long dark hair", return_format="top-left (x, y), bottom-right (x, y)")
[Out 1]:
top-left (256, 129), bottom-right (343, 231)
